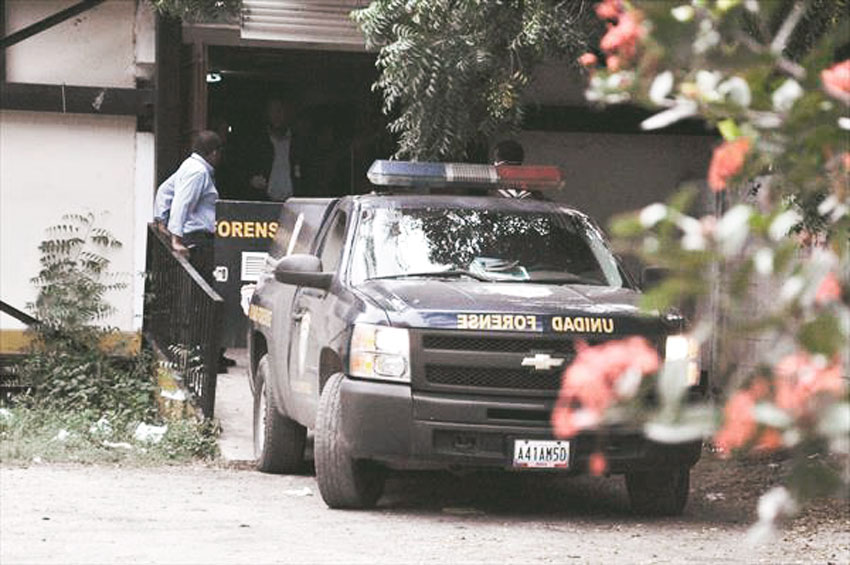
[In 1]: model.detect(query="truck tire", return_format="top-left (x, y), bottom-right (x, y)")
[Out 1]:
top-left (626, 465), bottom-right (690, 516)
top-left (253, 355), bottom-right (306, 474)
top-left (314, 373), bottom-right (386, 509)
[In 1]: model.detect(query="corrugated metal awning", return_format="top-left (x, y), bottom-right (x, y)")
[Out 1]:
top-left (241, 1), bottom-right (367, 49)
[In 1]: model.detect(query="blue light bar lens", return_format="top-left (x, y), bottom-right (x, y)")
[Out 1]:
top-left (367, 160), bottom-right (448, 187)
top-left (367, 160), bottom-right (564, 191)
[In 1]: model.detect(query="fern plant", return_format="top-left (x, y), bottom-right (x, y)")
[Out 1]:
top-left (21, 213), bottom-right (155, 419)
top-left (29, 213), bottom-right (125, 332)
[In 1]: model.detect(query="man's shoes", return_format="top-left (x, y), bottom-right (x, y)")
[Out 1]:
top-left (220, 355), bottom-right (237, 367)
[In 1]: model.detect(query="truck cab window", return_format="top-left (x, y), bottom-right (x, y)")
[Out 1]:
top-left (319, 211), bottom-right (347, 272)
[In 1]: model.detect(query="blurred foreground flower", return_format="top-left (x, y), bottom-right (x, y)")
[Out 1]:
top-left (821, 60), bottom-right (850, 104)
top-left (708, 137), bottom-right (752, 192)
top-left (551, 337), bottom-right (659, 439)
top-left (588, 451), bottom-right (608, 476)
top-left (714, 354), bottom-right (846, 456)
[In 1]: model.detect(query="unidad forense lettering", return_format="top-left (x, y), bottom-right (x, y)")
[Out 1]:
top-left (456, 313), bottom-right (614, 333)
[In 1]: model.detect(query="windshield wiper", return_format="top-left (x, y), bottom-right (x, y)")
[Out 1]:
top-left (368, 269), bottom-right (492, 282)
top-left (529, 273), bottom-right (604, 285)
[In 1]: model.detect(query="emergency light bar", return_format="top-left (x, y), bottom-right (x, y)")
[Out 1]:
top-left (367, 160), bottom-right (564, 191)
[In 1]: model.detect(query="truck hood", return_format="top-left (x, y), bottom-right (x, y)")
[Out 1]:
top-left (354, 280), bottom-right (668, 335)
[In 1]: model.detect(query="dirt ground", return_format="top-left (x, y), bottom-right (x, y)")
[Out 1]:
top-left (1, 452), bottom-right (847, 565)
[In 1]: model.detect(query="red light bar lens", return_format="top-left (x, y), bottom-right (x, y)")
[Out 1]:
top-left (496, 165), bottom-right (563, 190)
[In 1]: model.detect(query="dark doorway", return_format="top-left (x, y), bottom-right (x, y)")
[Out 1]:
top-left (205, 46), bottom-right (393, 200)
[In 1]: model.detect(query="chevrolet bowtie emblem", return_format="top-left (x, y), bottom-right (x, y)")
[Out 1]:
top-left (521, 353), bottom-right (565, 371)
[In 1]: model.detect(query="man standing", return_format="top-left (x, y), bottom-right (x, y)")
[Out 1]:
top-left (167, 130), bottom-right (223, 281)
top-left (165, 130), bottom-right (234, 370)
top-left (245, 96), bottom-right (302, 201)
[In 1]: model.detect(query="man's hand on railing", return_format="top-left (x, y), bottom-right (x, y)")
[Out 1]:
top-left (171, 235), bottom-right (190, 259)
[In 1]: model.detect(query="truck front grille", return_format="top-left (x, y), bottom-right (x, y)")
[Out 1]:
top-left (425, 365), bottom-right (562, 391)
top-left (422, 334), bottom-right (575, 354)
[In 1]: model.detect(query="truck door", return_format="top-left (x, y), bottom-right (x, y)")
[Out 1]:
top-left (259, 199), bottom-right (334, 415)
top-left (287, 206), bottom-right (348, 426)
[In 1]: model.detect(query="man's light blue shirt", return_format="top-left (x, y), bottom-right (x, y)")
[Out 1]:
top-left (153, 172), bottom-right (176, 224)
top-left (166, 153), bottom-right (218, 238)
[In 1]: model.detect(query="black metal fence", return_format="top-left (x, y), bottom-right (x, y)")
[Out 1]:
top-left (143, 225), bottom-right (223, 418)
top-left (0, 300), bottom-right (39, 401)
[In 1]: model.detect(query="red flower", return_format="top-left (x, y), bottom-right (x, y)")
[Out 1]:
top-left (714, 390), bottom-right (757, 455)
top-left (755, 428), bottom-right (783, 452)
top-left (595, 0), bottom-right (622, 20)
top-left (600, 11), bottom-right (645, 61)
top-left (589, 452), bottom-right (608, 476)
top-left (551, 337), bottom-right (660, 439)
top-left (707, 137), bottom-right (751, 192)
top-left (821, 60), bottom-right (850, 104)
top-left (774, 353), bottom-right (844, 417)
top-left (578, 52), bottom-right (598, 68)
top-left (606, 55), bottom-right (622, 72)
top-left (815, 272), bottom-right (841, 305)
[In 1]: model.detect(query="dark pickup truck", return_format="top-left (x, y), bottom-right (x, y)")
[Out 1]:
top-left (247, 160), bottom-right (704, 513)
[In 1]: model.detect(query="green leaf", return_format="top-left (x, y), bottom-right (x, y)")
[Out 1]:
top-left (799, 314), bottom-right (843, 357)
top-left (717, 118), bottom-right (742, 141)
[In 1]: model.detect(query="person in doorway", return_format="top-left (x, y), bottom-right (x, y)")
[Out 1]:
top-left (165, 130), bottom-right (235, 371)
top-left (493, 139), bottom-right (533, 199)
top-left (244, 96), bottom-right (303, 201)
top-left (493, 139), bottom-right (525, 166)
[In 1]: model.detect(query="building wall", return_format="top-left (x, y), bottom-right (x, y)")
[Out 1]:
top-left (518, 130), bottom-right (715, 224)
top-left (0, 1), bottom-right (155, 349)
top-left (5, 0), bottom-right (138, 87)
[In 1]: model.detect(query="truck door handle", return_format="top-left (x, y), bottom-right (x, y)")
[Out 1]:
top-left (300, 288), bottom-right (325, 298)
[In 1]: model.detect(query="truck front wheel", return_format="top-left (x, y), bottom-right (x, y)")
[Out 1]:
top-left (253, 355), bottom-right (306, 474)
top-left (625, 465), bottom-right (690, 516)
top-left (315, 373), bottom-right (386, 509)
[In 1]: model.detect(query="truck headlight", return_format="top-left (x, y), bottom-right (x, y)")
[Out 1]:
top-left (665, 334), bottom-right (701, 387)
top-left (349, 324), bottom-right (411, 383)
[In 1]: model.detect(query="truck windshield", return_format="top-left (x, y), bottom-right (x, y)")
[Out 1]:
top-left (350, 206), bottom-right (624, 287)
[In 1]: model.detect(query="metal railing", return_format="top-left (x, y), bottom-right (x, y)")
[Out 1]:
top-left (0, 300), bottom-right (39, 401)
top-left (143, 225), bottom-right (223, 418)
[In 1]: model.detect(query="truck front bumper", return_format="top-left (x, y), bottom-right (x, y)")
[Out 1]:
top-left (338, 377), bottom-right (701, 474)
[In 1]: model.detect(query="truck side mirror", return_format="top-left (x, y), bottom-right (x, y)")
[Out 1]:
top-left (641, 266), bottom-right (669, 290)
top-left (274, 254), bottom-right (333, 290)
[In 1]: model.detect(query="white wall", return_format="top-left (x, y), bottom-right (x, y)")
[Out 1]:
top-left (0, 111), bottom-right (139, 330)
top-left (5, 0), bottom-right (138, 87)
top-left (1, 1), bottom-right (156, 339)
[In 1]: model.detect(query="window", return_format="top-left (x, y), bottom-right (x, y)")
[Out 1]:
top-left (319, 211), bottom-right (348, 272)
top-left (350, 205), bottom-right (623, 287)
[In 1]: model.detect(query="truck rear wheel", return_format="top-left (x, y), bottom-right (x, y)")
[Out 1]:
top-left (315, 373), bottom-right (386, 509)
top-left (253, 355), bottom-right (306, 474)
top-left (626, 465), bottom-right (690, 516)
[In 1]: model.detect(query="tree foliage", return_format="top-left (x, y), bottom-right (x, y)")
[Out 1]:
top-left (148, 0), bottom-right (240, 22)
top-left (354, 0), bottom-right (595, 160)
top-left (560, 0), bottom-right (848, 538)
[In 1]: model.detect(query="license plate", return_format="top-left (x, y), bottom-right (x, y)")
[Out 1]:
top-left (513, 439), bottom-right (570, 469)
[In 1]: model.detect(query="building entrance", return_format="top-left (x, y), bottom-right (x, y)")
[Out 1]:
top-left (205, 46), bottom-right (392, 201)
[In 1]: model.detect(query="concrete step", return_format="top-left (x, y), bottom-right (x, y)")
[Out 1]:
top-left (214, 349), bottom-right (255, 463)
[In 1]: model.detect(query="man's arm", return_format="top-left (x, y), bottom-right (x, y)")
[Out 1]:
top-left (167, 170), bottom-right (205, 257)
top-left (153, 172), bottom-right (177, 226)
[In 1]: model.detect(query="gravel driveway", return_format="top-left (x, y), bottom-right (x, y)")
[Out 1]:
top-left (2, 454), bottom-right (847, 564)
